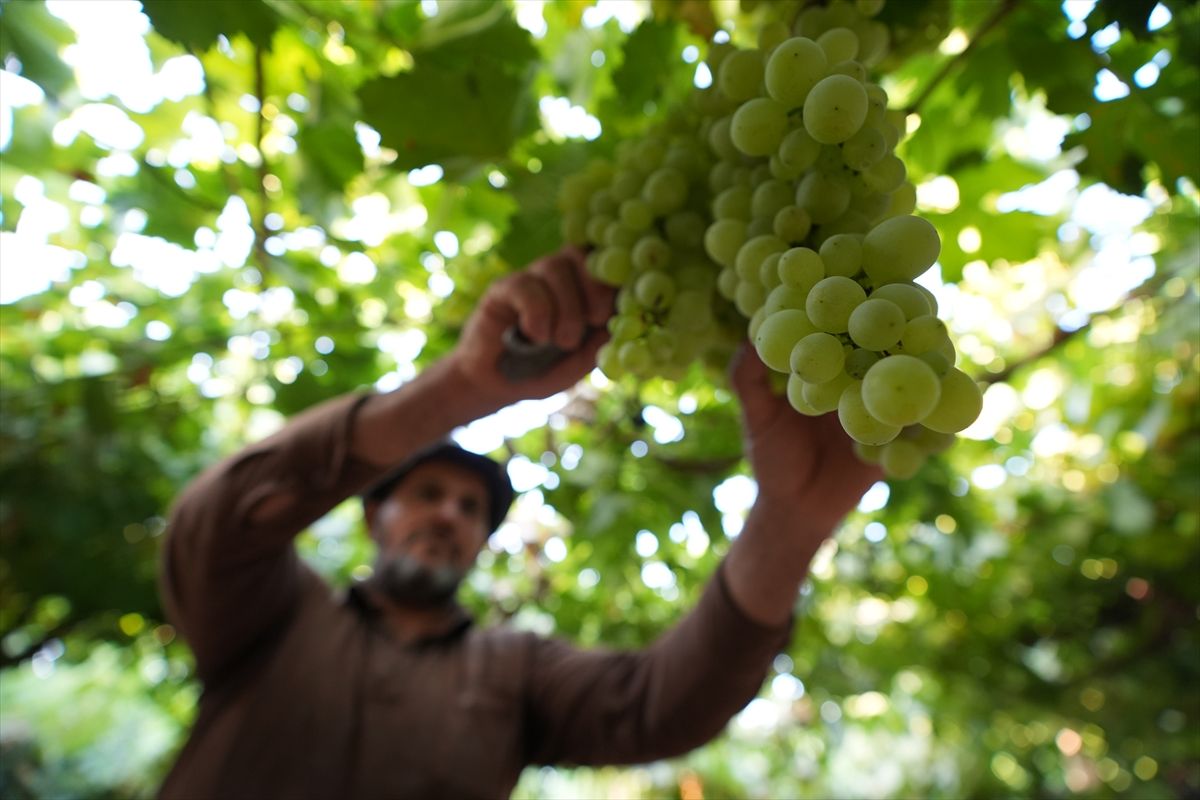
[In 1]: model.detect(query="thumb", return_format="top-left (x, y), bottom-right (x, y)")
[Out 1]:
top-left (729, 341), bottom-right (780, 427)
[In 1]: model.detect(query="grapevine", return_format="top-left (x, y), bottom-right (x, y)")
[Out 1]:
top-left (558, 0), bottom-right (984, 479)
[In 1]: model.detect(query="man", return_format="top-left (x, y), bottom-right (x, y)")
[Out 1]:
top-left (157, 246), bottom-right (880, 799)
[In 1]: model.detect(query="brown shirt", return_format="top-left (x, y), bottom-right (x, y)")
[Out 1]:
top-left (158, 393), bottom-right (792, 799)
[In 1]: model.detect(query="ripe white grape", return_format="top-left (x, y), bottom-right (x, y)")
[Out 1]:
top-left (751, 179), bottom-right (794, 220)
top-left (869, 282), bottom-right (931, 320)
top-left (735, 235), bottom-right (788, 281)
top-left (818, 234), bottom-right (864, 278)
top-left (921, 367), bottom-right (983, 434)
top-left (595, 247), bottom-right (633, 285)
top-left (861, 354), bottom-right (941, 427)
top-left (804, 371), bottom-right (852, 413)
top-left (731, 98), bottom-right (789, 156)
top-left (790, 332), bottom-right (845, 383)
top-left (758, 252), bottom-right (784, 289)
top-left (828, 59), bottom-right (868, 83)
top-left (786, 372), bottom-right (822, 415)
top-left (880, 438), bottom-right (924, 478)
top-left (764, 37), bottom-right (827, 107)
top-left (777, 247), bottom-right (825, 290)
top-left (864, 153), bottom-right (907, 193)
top-left (713, 184), bottom-right (753, 220)
top-left (634, 270), bottom-right (676, 309)
top-left (778, 127), bottom-right (821, 172)
top-left (899, 314), bottom-right (949, 355)
top-left (632, 235), bottom-right (671, 272)
top-left (754, 309), bottom-right (818, 372)
top-left (619, 198), bottom-right (654, 231)
top-left (862, 215), bottom-right (941, 285)
top-left (838, 380), bottom-right (901, 445)
top-left (708, 115), bottom-right (740, 161)
top-left (817, 27), bottom-right (859, 63)
top-left (704, 219), bottom-right (748, 268)
top-left (618, 339), bottom-right (652, 373)
top-left (844, 347), bottom-right (881, 379)
top-left (806, 275), bottom-right (866, 333)
top-left (795, 170), bottom-right (851, 225)
top-left (773, 204), bottom-right (813, 243)
top-left (642, 167), bottom-right (688, 214)
top-left (762, 284), bottom-right (810, 316)
top-left (841, 124), bottom-right (886, 171)
top-left (847, 297), bottom-right (905, 351)
top-left (803, 74), bottom-right (869, 144)
top-left (735, 280), bottom-right (767, 317)
top-left (718, 49), bottom-right (765, 103)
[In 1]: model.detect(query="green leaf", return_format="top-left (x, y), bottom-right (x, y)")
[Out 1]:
top-left (358, 64), bottom-right (536, 172)
top-left (610, 18), bottom-right (679, 116)
top-left (0, 0), bottom-right (75, 97)
top-left (296, 117), bottom-right (363, 192)
top-left (140, 0), bottom-right (280, 51)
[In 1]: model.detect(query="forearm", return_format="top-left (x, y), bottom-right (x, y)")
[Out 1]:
top-left (351, 355), bottom-right (507, 467)
top-left (723, 496), bottom-right (837, 627)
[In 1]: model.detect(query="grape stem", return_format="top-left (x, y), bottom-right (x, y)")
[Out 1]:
top-left (903, 0), bottom-right (1021, 117)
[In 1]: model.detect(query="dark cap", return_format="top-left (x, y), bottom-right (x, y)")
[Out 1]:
top-left (362, 441), bottom-right (514, 532)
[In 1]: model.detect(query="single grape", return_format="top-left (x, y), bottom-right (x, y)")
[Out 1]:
top-left (861, 354), bottom-right (941, 427)
top-left (769, 154), bottom-right (804, 181)
top-left (787, 373), bottom-right (823, 415)
top-left (918, 350), bottom-right (951, 378)
top-left (869, 282), bottom-right (931, 320)
top-left (595, 247), bottom-right (633, 285)
top-left (717, 266), bottom-right (740, 299)
top-left (642, 167), bottom-right (688, 214)
top-left (853, 441), bottom-right (884, 464)
top-left (774, 205), bottom-right (814, 243)
top-left (884, 182), bottom-right (918, 220)
top-left (790, 332), bottom-right (845, 383)
top-left (906, 424), bottom-right (956, 454)
top-left (668, 289), bottom-right (715, 332)
top-left (817, 27), bottom-right (859, 63)
top-left (752, 179), bottom-right (794, 220)
top-left (608, 313), bottom-right (644, 341)
top-left (803, 74), bottom-right (868, 144)
top-left (704, 219), bottom-right (748, 268)
top-left (844, 347), bottom-right (881, 379)
top-left (735, 280), bottom-right (767, 318)
top-left (827, 59), bottom-right (867, 83)
top-left (619, 198), bottom-right (654, 231)
top-left (796, 170), bottom-right (851, 224)
top-left (899, 315), bottom-right (949, 355)
top-left (758, 20), bottom-right (792, 55)
top-left (731, 98), bottom-right (789, 157)
top-left (841, 124), bottom-right (886, 171)
top-left (778, 127), bottom-right (821, 172)
top-left (921, 367), bottom-right (983, 434)
top-left (633, 138), bottom-right (667, 173)
top-left (586, 213), bottom-right (614, 245)
top-left (632, 235), bottom-right (671, 273)
top-left (847, 297), bottom-right (905, 350)
top-left (748, 305), bottom-right (769, 340)
top-left (635, 270), bottom-right (677, 310)
top-left (864, 154), bottom-right (907, 193)
top-left (754, 309), bottom-right (818, 372)
top-left (759, 252), bottom-right (784, 289)
top-left (806, 275), bottom-right (866, 333)
top-left (713, 184), bottom-right (753, 220)
top-left (804, 371), bottom-right (853, 413)
top-left (837, 380), bottom-right (901, 445)
top-left (618, 339), bottom-right (652, 373)
top-left (764, 37), bottom-right (827, 107)
top-left (819, 234), bottom-right (864, 278)
top-left (861, 215), bottom-right (941, 285)
top-left (777, 247), bottom-right (825, 290)
top-left (603, 221), bottom-right (638, 249)
top-left (762, 284), bottom-right (810, 316)
top-left (647, 328), bottom-right (678, 362)
top-left (718, 49), bottom-right (765, 103)
top-left (880, 438), bottom-right (924, 478)
top-left (597, 341), bottom-right (623, 379)
top-left (735, 235), bottom-right (788, 281)
top-left (708, 115), bottom-right (740, 161)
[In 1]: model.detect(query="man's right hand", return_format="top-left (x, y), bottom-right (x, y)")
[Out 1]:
top-left (447, 246), bottom-right (616, 407)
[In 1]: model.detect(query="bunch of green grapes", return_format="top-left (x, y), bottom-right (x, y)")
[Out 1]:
top-left (558, 121), bottom-right (744, 382)
top-left (559, 0), bottom-right (984, 478)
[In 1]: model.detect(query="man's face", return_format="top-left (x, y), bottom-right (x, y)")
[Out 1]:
top-left (366, 459), bottom-right (491, 608)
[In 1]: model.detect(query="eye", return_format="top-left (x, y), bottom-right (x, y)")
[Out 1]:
top-left (460, 497), bottom-right (482, 518)
top-left (416, 483), bottom-right (441, 502)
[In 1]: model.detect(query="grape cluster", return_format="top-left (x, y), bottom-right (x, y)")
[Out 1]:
top-left (559, 0), bottom-right (983, 478)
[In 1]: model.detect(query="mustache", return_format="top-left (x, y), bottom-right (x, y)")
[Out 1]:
top-left (373, 554), bottom-right (465, 608)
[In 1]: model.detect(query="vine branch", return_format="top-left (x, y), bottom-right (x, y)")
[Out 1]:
top-left (904, 0), bottom-right (1021, 116)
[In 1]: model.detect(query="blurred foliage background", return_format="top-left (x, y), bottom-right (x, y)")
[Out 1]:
top-left (0, 0), bottom-right (1197, 797)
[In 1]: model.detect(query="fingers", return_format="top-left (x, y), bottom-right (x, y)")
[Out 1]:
top-left (530, 253), bottom-right (586, 349)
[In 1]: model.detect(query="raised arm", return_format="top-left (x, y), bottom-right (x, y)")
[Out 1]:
top-left (724, 343), bottom-right (883, 626)
top-left (161, 247), bottom-right (613, 684)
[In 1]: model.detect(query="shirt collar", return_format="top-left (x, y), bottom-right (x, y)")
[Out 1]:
top-left (344, 581), bottom-right (474, 644)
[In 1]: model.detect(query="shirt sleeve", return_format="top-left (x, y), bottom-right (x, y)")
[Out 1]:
top-left (159, 392), bottom-right (382, 685)
top-left (522, 562), bottom-right (793, 767)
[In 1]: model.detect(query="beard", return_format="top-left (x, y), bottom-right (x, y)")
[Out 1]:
top-left (371, 553), bottom-right (465, 609)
